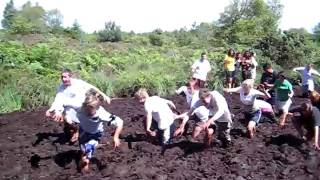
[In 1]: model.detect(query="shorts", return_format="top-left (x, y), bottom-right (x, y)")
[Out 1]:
top-left (276, 99), bottom-right (292, 113)
top-left (225, 71), bottom-right (235, 79)
top-left (63, 107), bottom-right (79, 124)
top-left (79, 127), bottom-right (103, 159)
top-left (151, 120), bottom-right (175, 145)
top-left (245, 109), bottom-right (262, 124)
top-left (302, 84), bottom-right (314, 95)
top-left (215, 121), bottom-right (232, 142)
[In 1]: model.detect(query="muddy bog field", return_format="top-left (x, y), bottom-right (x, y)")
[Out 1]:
top-left (0, 93), bottom-right (320, 180)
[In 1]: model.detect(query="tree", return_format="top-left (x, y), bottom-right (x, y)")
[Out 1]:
top-left (313, 22), bottom-right (320, 43)
top-left (9, 1), bottom-right (47, 34)
top-left (97, 21), bottom-right (122, 42)
top-left (1, 0), bottom-right (17, 29)
top-left (64, 20), bottom-right (83, 39)
top-left (217, 0), bottom-right (283, 44)
top-left (46, 9), bottom-right (63, 31)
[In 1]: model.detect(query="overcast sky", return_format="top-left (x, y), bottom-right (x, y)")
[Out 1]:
top-left (0, 0), bottom-right (319, 33)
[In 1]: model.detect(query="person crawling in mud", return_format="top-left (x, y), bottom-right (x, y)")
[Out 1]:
top-left (288, 103), bottom-right (320, 150)
top-left (175, 88), bottom-right (233, 147)
top-left (63, 89), bottom-right (123, 171)
top-left (224, 79), bottom-right (276, 138)
top-left (135, 88), bottom-right (188, 151)
top-left (45, 69), bottom-right (111, 144)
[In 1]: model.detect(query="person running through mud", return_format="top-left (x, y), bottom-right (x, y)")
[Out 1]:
top-left (259, 63), bottom-right (277, 108)
top-left (45, 69), bottom-right (111, 144)
top-left (293, 64), bottom-right (320, 97)
top-left (174, 88), bottom-right (233, 147)
top-left (176, 81), bottom-right (199, 110)
top-left (135, 88), bottom-right (188, 151)
top-left (224, 79), bottom-right (275, 138)
top-left (63, 89), bottom-right (123, 171)
top-left (272, 72), bottom-right (294, 128)
top-left (191, 52), bottom-right (211, 88)
top-left (288, 103), bottom-right (320, 150)
top-left (224, 49), bottom-right (236, 89)
top-left (239, 50), bottom-right (253, 81)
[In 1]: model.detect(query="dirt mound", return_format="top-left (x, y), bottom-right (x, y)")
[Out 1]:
top-left (0, 95), bottom-right (320, 179)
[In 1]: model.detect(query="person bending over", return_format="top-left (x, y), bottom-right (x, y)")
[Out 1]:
top-left (135, 88), bottom-right (188, 151)
top-left (45, 69), bottom-right (111, 143)
top-left (175, 88), bottom-right (233, 147)
top-left (63, 89), bottom-right (123, 171)
top-left (288, 103), bottom-right (320, 150)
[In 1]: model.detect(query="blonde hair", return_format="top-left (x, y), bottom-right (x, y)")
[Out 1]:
top-left (135, 88), bottom-right (149, 99)
top-left (310, 91), bottom-right (320, 105)
top-left (83, 88), bottom-right (103, 108)
top-left (241, 79), bottom-right (254, 89)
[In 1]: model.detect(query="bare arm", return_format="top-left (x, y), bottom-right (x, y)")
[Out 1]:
top-left (113, 120), bottom-right (123, 148)
top-left (223, 86), bottom-right (241, 93)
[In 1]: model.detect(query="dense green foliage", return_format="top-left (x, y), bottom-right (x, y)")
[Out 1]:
top-left (1, 0), bottom-right (320, 113)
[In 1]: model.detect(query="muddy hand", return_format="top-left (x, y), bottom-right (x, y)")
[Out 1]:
top-left (113, 138), bottom-right (121, 149)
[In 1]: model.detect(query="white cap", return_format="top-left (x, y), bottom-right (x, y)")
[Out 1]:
top-left (194, 106), bottom-right (209, 122)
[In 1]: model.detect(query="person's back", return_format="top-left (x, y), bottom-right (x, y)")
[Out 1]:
top-left (144, 96), bottom-right (174, 129)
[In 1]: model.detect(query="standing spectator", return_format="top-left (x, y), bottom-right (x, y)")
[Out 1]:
top-left (224, 49), bottom-right (236, 89)
top-left (191, 52), bottom-right (211, 88)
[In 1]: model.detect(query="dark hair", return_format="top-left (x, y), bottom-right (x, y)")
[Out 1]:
top-left (62, 68), bottom-right (72, 75)
top-left (263, 63), bottom-right (272, 71)
top-left (277, 71), bottom-right (286, 79)
top-left (199, 88), bottom-right (211, 99)
top-left (201, 52), bottom-right (207, 56)
top-left (227, 49), bottom-right (235, 57)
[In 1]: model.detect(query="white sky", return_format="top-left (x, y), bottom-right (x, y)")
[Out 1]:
top-left (0, 0), bottom-right (319, 33)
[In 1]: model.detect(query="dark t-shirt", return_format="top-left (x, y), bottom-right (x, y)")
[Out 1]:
top-left (260, 71), bottom-right (277, 85)
top-left (289, 106), bottom-right (320, 127)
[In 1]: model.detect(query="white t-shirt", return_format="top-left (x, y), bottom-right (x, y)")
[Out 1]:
top-left (240, 88), bottom-right (271, 111)
top-left (144, 96), bottom-right (175, 130)
top-left (192, 91), bottom-right (232, 123)
top-left (77, 106), bottom-right (123, 134)
top-left (191, 59), bottom-right (211, 81)
top-left (176, 86), bottom-right (199, 109)
top-left (48, 78), bottom-right (101, 114)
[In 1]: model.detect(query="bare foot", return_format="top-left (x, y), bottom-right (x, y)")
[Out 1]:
top-left (80, 157), bottom-right (90, 172)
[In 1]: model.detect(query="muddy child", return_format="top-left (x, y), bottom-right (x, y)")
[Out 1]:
top-left (175, 88), bottom-right (233, 147)
top-left (135, 88), bottom-right (188, 150)
top-left (45, 69), bottom-right (111, 143)
top-left (65, 89), bottom-right (123, 171)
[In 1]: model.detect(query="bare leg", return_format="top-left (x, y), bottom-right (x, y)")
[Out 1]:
top-left (247, 121), bottom-right (256, 139)
top-left (205, 128), bottom-right (214, 147)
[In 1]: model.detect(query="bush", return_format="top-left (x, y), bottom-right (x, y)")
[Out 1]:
top-left (97, 21), bottom-right (122, 42)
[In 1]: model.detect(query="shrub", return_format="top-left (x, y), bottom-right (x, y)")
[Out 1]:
top-left (97, 21), bottom-right (122, 42)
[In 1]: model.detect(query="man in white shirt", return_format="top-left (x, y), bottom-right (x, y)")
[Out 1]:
top-left (175, 88), bottom-right (233, 147)
top-left (293, 64), bottom-right (320, 97)
top-left (45, 69), bottom-right (111, 143)
top-left (191, 52), bottom-right (211, 88)
top-left (135, 88), bottom-right (188, 150)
